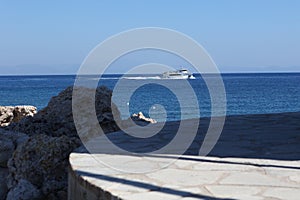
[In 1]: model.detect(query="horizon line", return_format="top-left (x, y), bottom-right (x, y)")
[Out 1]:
top-left (1, 71), bottom-right (300, 76)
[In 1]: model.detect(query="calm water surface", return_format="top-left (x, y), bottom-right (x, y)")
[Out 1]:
top-left (0, 73), bottom-right (299, 121)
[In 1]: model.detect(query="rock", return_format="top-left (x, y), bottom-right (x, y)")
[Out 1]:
top-left (0, 137), bottom-right (14, 168)
top-left (7, 134), bottom-right (80, 199)
top-left (0, 167), bottom-right (8, 200)
top-left (6, 179), bottom-right (42, 200)
top-left (4, 86), bottom-right (121, 199)
top-left (0, 106), bottom-right (37, 127)
top-left (131, 112), bottom-right (157, 125)
top-left (44, 190), bottom-right (67, 200)
top-left (0, 129), bottom-right (28, 167)
top-left (0, 129), bottom-right (29, 147)
top-left (120, 112), bottom-right (157, 128)
top-left (0, 129), bottom-right (28, 199)
top-left (12, 106), bottom-right (37, 123)
top-left (7, 86), bottom-right (121, 137)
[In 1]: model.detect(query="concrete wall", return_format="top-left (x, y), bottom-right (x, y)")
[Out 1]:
top-left (68, 166), bottom-right (120, 200)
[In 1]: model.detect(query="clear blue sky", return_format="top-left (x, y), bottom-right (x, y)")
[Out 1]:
top-left (0, 0), bottom-right (299, 74)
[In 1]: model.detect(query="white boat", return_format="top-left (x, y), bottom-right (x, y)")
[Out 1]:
top-left (162, 69), bottom-right (195, 79)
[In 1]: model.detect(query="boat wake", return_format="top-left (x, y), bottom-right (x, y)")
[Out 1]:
top-left (122, 76), bottom-right (162, 80)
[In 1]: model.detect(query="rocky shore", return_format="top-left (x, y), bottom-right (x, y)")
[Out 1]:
top-left (1, 86), bottom-right (299, 199)
top-left (0, 86), bottom-right (122, 200)
top-left (0, 106), bottom-right (37, 127)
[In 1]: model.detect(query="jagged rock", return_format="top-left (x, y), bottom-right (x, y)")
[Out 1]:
top-left (7, 86), bottom-right (121, 137)
top-left (120, 112), bottom-right (157, 128)
top-left (131, 112), bottom-right (157, 125)
top-left (0, 167), bottom-right (8, 200)
top-left (0, 129), bottom-right (28, 167)
top-left (0, 129), bottom-right (29, 147)
top-left (6, 179), bottom-right (42, 200)
top-left (0, 137), bottom-right (13, 168)
top-left (0, 106), bottom-right (37, 127)
top-left (7, 134), bottom-right (80, 199)
top-left (0, 129), bottom-right (29, 199)
top-left (4, 86), bottom-right (121, 199)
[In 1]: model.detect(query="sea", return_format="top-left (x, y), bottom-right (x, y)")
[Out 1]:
top-left (0, 73), bottom-right (299, 122)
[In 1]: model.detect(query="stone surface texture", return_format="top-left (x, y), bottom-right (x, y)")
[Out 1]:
top-left (0, 129), bottom-right (29, 200)
top-left (6, 179), bottom-right (42, 200)
top-left (0, 168), bottom-right (8, 200)
top-left (69, 153), bottom-right (300, 200)
top-left (7, 134), bottom-right (80, 199)
top-left (2, 86), bottom-right (121, 200)
top-left (0, 129), bottom-right (28, 168)
top-left (68, 112), bottom-right (300, 200)
top-left (7, 86), bottom-right (121, 137)
top-left (0, 106), bottom-right (37, 127)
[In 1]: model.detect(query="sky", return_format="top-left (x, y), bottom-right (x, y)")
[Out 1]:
top-left (0, 0), bottom-right (299, 74)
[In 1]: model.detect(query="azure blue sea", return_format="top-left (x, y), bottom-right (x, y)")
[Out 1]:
top-left (0, 73), bottom-right (299, 122)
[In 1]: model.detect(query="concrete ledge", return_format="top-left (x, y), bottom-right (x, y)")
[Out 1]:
top-left (68, 113), bottom-right (300, 199)
top-left (68, 153), bottom-right (300, 200)
top-left (68, 161), bottom-right (119, 200)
